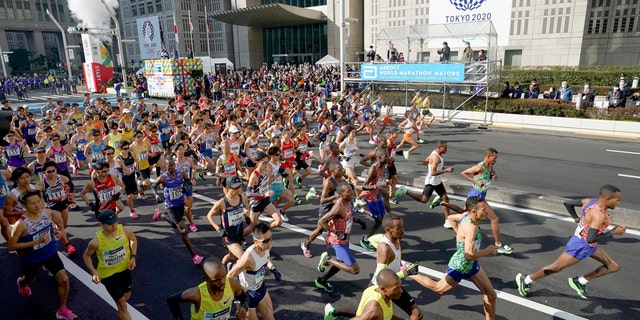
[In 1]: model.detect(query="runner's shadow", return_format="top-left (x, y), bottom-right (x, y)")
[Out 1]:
top-left (448, 303), bottom-right (509, 320)
top-left (580, 296), bottom-right (640, 320)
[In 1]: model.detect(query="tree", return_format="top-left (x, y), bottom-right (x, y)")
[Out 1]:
top-left (8, 48), bottom-right (33, 73)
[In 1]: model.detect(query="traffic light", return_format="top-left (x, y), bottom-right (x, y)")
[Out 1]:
top-left (67, 27), bottom-right (89, 33)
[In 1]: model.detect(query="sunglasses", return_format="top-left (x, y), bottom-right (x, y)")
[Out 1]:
top-left (254, 237), bottom-right (272, 244)
top-left (121, 147), bottom-right (129, 151)
top-left (99, 169), bottom-right (109, 173)
top-left (92, 134), bottom-right (100, 137)
top-left (45, 170), bottom-right (56, 174)
top-left (52, 138), bottom-right (60, 141)
top-left (104, 152), bottom-right (114, 155)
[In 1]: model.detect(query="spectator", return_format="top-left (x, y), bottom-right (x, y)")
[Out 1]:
top-left (500, 82), bottom-right (512, 98)
top-left (366, 45), bottom-right (376, 62)
top-left (523, 84), bottom-right (539, 99)
top-left (606, 84), bottom-right (627, 108)
top-left (437, 41), bottom-right (451, 62)
top-left (160, 48), bottom-right (169, 59)
top-left (474, 49), bottom-right (487, 62)
top-left (374, 54), bottom-right (384, 62)
top-left (387, 42), bottom-right (398, 61)
top-left (630, 91), bottom-right (640, 106)
top-left (554, 81), bottom-right (572, 101)
top-left (186, 47), bottom-right (194, 59)
top-left (543, 86), bottom-right (555, 99)
top-left (580, 82), bottom-right (596, 103)
top-left (511, 82), bottom-right (523, 99)
top-left (461, 42), bottom-right (473, 63)
top-left (171, 49), bottom-right (179, 59)
top-left (398, 52), bottom-right (405, 62)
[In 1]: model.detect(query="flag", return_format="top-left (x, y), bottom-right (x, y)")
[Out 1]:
top-left (205, 7), bottom-right (210, 32)
top-left (188, 10), bottom-right (193, 33)
top-left (173, 13), bottom-right (179, 44)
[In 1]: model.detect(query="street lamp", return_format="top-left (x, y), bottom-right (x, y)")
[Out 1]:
top-left (339, 0), bottom-right (358, 93)
top-left (100, 0), bottom-right (127, 90)
top-left (45, 9), bottom-right (73, 82)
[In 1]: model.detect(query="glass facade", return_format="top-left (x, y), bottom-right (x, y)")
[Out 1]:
top-left (261, 0), bottom-right (326, 8)
top-left (263, 23), bottom-right (327, 65)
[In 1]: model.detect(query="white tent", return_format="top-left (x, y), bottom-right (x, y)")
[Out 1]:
top-left (315, 54), bottom-right (339, 65)
top-left (196, 57), bottom-right (235, 74)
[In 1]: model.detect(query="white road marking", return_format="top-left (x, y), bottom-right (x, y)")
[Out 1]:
top-left (618, 173), bottom-right (640, 180)
top-left (59, 253), bottom-right (149, 320)
top-left (606, 149), bottom-right (640, 155)
top-left (193, 192), bottom-right (589, 319)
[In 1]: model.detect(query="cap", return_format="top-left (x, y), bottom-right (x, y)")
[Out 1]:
top-left (47, 110), bottom-right (53, 114)
top-left (34, 146), bottom-right (46, 153)
top-left (97, 210), bottom-right (118, 225)
top-left (229, 125), bottom-right (239, 133)
top-left (226, 176), bottom-right (243, 188)
top-left (122, 108), bottom-right (130, 113)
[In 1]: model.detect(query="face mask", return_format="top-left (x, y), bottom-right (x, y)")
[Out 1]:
top-left (614, 87), bottom-right (619, 90)
top-left (584, 85), bottom-right (589, 90)
top-left (562, 85), bottom-right (566, 89)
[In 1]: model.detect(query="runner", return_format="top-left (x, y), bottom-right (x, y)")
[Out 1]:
top-left (18, 112), bottom-right (38, 152)
top-left (266, 146), bottom-right (295, 222)
top-left (68, 123), bottom-right (88, 173)
top-left (315, 182), bottom-right (360, 293)
top-left (339, 126), bottom-right (361, 185)
top-left (174, 143), bottom-right (198, 232)
top-left (246, 151), bottom-right (283, 231)
top-left (130, 130), bottom-right (152, 199)
top-left (82, 210), bottom-right (138, 320)
top-left (395, 111), bottom-right (419, 160)
top-left (460, 147), bottom-right (513, 254)
top-left (394, 140), bottom-right (454, 228)
top-left (167, 256), bottom-right (249, 320)
top-left (46, 133), bottom-right (77, 209)
top-left (2, 131), bottom-right (29, 172)
top-left (408, 196), bottom-right (498, 320)
top-left (150, 158), bottom-right (204, 264)
top-left (78, 161), bottom-right (126, 218)
top-left (7, 190), bottom-right (78, 320)
top-left (28, 146), bottom-right (48, 184)
top-left (516, 184), bottom-right (626, 299)
top-left (228, 222), bottom-right (280, 320)
top-left (359, 149), bottom-right (389, 252)
top-left (116, 141), bottom-right (139, 218)
top-left (207, 176), bottom-right (251, 266)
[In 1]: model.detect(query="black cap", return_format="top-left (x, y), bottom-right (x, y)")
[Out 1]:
top-left (98, 210), bottom-right (117, 225)
top-left (226, 176), bottom-right (243, 188)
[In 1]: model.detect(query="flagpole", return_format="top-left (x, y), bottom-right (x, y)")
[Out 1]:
top-left (205, 3), bottom-right (211, 58)
top-left (188, 10), bottom-right (193, 51)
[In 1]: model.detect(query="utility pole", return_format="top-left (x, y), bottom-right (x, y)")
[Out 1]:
top-left (45, 9), bottom-right (73, 82)
top-left (100, 0), bottom-right (127, 89)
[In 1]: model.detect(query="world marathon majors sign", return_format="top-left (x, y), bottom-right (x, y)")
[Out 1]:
top-left (360, 63), bottom-right (465, 83)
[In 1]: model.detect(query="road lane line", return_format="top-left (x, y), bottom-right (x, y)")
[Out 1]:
top-left (606, 149), bottom-right (640, 155)
top-left (618, 173), bottom-right (640, 180)
top-left (58, 253), bottom-right (150, 320)
top-left (192, 192), bottom-right (588, 319)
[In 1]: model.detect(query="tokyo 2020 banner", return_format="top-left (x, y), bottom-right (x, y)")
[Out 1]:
top-left (137, 16), bottom-right (163, 60)
top-left (430, 0), bottom-right (511, 46)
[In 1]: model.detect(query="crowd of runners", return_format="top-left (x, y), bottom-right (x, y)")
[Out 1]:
top-left (0, 66), bottom-right (627, 320)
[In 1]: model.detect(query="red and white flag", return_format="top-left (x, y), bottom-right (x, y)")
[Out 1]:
top-left (173, 13), bottom-right (179, 44)
top-left (188, 10), bottom-right (193, 33)
top-left (204, 7), bottom-right (210, 32)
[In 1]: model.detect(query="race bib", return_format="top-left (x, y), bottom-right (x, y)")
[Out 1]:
top-left (138, 151), bottom-right (148, 161)
top-left (202, 308), bottom-right (231, 320)
top-left (168, 187), bottom-right (183, 200)
top-left (54, 153), bottom-right (67, 163)
top-left (161, 127), bottom-right (170, 135)
top-left (102, 246), bottom-right (127, 266)
top-left (205, 141), bottom-right (213, 150)
top-left (27, 128), bottom-right (36, 136)
top-left (46, 187), bottom-right (65, 201)
top-left (151, 144), bottom-right (162, 154)
top-left (230, 144), bottom-right (240, 155)
top-left (229, 209), bottom-right (244, 226)
top-left (98, 189), bottom-right (115, 203)
top-left (474, 239), bottom-right (481, 252)
top-left (249, 147), bottom-right (257, 159)
top-left (345, 218), bottom-right (353, 234)
top-left (284, 148), bottom-right (293, 159)
top-left (6, 147), bottom-right (20, 157)
top-left (33, 230), bottom-right (51, 250)
top-left (223, 163), bottom-right (236, 175)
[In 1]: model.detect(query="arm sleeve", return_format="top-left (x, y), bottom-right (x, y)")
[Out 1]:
top-left (166, 291), bottom-right (187, 320)
top-left (586, 228), bottom-right (612, 244)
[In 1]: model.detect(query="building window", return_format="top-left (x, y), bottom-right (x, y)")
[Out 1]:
top-left (132, 8), bottom-right (137, 16)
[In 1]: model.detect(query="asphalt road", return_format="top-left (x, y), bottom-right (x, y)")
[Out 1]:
top-left (2, 93), bottom-right (640, 319)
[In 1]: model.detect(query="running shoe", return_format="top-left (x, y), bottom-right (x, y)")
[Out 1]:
top-left (282, 177), bottom-right (289, 188)
top-left (404, 261), bottom-right (420, 276)
top-left (197, 173), bottom-right (206, 181)
top-left (317, 251), bottom-right (329, 272)
top-left (192, 254), bottom-right (204, 265)
top-left (368, 139), bottom-right (376, 145)
top-left (138, 192), bottom-right (147, 200)
top-left (443, 219), bottom-right (453, 229)
top-left (72, 165), bottom-right (78, 176)
top-left (496, 243), bottom-right (514, 254)
top-left (430, 195), bottom-right (442, 209)
top-left (68, 201), bottom-right (78, 210)
top-left (16, 278), bottom-right (31, 297)
top-left (130, 210), bottom-right (139, 219)
top-left (66, 243), bottom-right (76, 255)
top-left (280, 211), bottom-right (289, 222)
top-left (389, 197), bottom-right (399, 204)
top-left (295, 176), bottom-right (303, 188)
top-left (417, 138), bottom-right (425, 144)
top-left (55, 307), bottom-right (78, 320)
top-left (568, 277), bottom-right (588, 299)
top-left (155, 194), bottom-right (163, 203)
top-left (515, 273), bottom-right (530, 297)
top-left (300, 242), bottom-right (312, 258)
top-left (206, 171), bottom-right (214, 176)
top-left (324, 303), bottom-right (337, 320)
top-left (404, 151), bottom-right (410, 160)
top-left (189, 223), bottom-right (198, 233)
top-left (305, 187), bottom-right (317, 201)
top-left (360, 237), bottom-right (376, 252)
top-left (314, 277), bottom-right (334, 293)
top-left (394, 185), bottom-right (407, 197)
top-left (152, 209), bottom-right (162, 222)
top-left (293, 194), bottom-right (302, 205)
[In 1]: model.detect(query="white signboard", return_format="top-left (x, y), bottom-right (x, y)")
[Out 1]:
top-left (429, 0), bottom-right (511, 46)
top-left (137, 16), bottom-right (163, 60)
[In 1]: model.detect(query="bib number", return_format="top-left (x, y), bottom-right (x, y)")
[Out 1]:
top-left (102, 246), bottom-right (126, 266)
top-left (168, 187), bottom-right (183, 200)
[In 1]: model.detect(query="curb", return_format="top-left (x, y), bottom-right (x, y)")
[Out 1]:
top-left (393, 174), bottom-right (640, 230)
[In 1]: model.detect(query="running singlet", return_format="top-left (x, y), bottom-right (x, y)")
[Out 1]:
top-left (448, 214), bottom-right (481, 273)
top-left (175, 158), bottom-right (192, 180)
top-left (32, 160), bottom-right (45, 184)
top-left (238, 246), bottom-right (269, 291)
top-left (199, 134), bottom-right (215, 158)
top-left (281, 139), bottom-right (295, 168)
top-left (248, 171), bottom-right (269, 201)
top-left (149, 136), bottom-right (162, 156)
top-left (132, 142), bottom-right (150, 170)
top-left (219, 154), bottom-right (237, 176)
top-left (95, 175), bottom-right (117, 211)
top-left (574, 200), bottom-right (610, 248)
top-left (5, 141), bottom-right (26, 167)
top-left (190, 278), bottom-right (234, 320)
top-left (425, 151), bottom-right (444, 186)
top-left (222, 197), bottom-right (245, 237)
top-left (355, 286), bottom-right (393, 320)
top-left (163, 172), bottom-right (185, 208)
top-left (359, 164), bottom-right (384, 201)
top-left (43, 176), bottom-right (66, 207)
top-left (96, 224), bottom-right (131, 279)
top-left (118, 153), bottom-right (136, 177)
top-left (49, 145), bottom-right (68, 171)
top-left (75, 136), bottom-right (88, 160)
top-left (472, 162), bottom-right (492, 192)
top-left (371, 235), bottom-right (402, 286)
top-left (22, 120), bottom-right (38, 140)
top-left (158, 119), bottom-right (171, 142)
top-left (89, 140), bottom-right (106, 163)
top-left (326, 199), bottom-right (353, 246)
top-left (18, 212), bottom-right (58, 265)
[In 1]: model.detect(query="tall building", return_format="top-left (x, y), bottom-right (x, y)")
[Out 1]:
top-left (0, 0), bottom-right (83, 75)
top-left (365, 0), bottom-right (640, 66)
